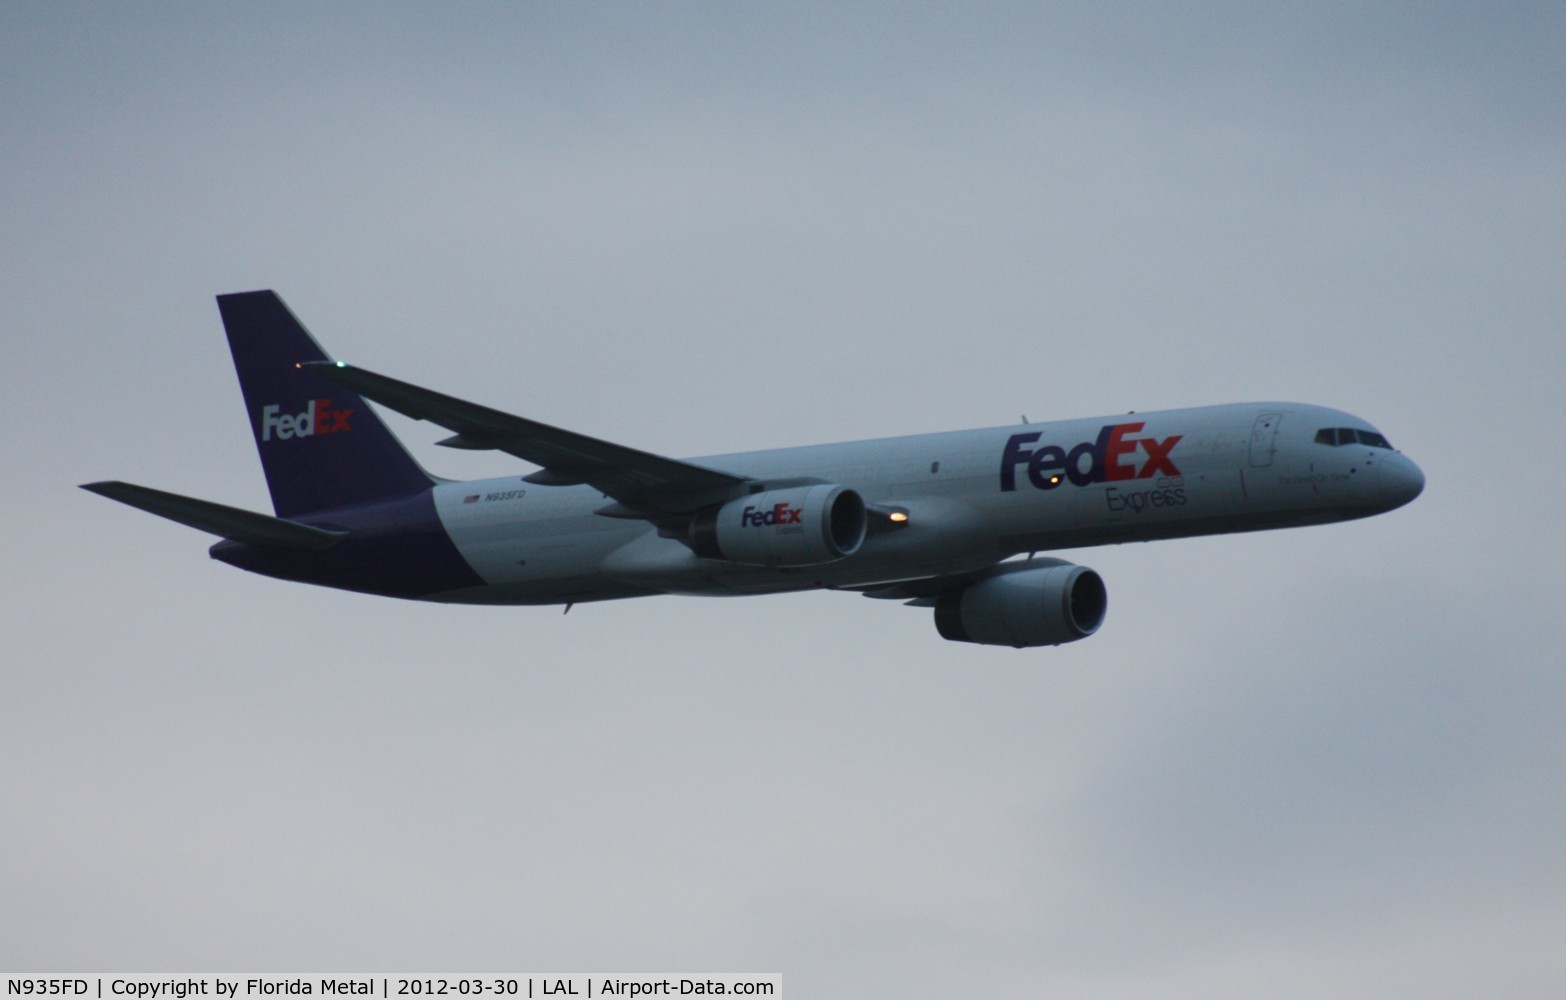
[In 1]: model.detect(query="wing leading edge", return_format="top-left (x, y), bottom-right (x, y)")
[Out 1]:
top-left (302, 362), bottom-right (751, 514)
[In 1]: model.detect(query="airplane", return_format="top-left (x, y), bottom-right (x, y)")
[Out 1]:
top-left (81, 290), bottom-right (1424, 648)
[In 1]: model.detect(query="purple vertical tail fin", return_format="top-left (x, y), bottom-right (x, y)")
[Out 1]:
top-left (217, 290), bottom-right (434, 518)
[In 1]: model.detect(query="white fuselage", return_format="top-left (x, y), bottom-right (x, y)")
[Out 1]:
top-left (427, 402), bottom-right (1424, 605)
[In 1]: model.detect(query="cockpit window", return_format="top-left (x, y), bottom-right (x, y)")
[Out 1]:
top-left (1314, 427), bottom-right (1393, 449)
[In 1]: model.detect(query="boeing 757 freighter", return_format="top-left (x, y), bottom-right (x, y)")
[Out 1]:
top-left (83, 291), bottom-right (1424, 647)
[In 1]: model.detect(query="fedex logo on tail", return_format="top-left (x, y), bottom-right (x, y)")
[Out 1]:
top-left (260, 399), bottom-right (354, 442)
top-left (1001, 422), bottom-right (1181, 492)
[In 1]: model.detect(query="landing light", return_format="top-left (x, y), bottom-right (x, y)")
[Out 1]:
top-left (889, 511), bottom-right (909, 523)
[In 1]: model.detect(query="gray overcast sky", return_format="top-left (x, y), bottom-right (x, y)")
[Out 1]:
top-left (4, 3), bottom-right (1563, 996)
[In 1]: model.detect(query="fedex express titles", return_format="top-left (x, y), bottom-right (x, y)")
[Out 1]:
top-left (1001, 421), bottom-right (1187, 511)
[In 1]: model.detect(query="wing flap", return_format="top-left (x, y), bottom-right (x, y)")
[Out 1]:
top-left (303, 362), bottom-right (750, 513)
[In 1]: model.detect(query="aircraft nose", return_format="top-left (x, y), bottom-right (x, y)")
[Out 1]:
top-left (1378, 454), bottom-right (1425, 510)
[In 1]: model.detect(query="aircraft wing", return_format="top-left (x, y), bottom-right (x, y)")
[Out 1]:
top-left (851, 557), bottom-right (1082, 605)
top-left (303, 362), bottom-right (751, 514)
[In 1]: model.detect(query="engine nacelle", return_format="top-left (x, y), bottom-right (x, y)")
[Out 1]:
top-left (690, 484), bottom-right (867, 567)
top-left (934, 562), bottom-right (1107, 648)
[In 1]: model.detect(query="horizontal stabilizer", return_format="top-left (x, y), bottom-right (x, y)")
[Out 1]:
top-left (302, 361), bottom-right (751, 513)
top-left (80, 481), bottom-right (348, 550)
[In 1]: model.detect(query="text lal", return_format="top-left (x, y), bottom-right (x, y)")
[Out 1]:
top-left (546, 982), bottom-right (737, 995)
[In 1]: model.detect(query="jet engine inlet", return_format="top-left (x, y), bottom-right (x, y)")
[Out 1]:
top-left (935, 562), bottom-right (1107, 648)
top-left (690, 484), bottom-right (867, 567)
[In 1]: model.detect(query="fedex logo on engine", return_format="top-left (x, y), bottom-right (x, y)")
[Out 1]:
top-left (741, 503), bottom-right (803, 527)
top-left (1001, 422), bottom-right (1182, 492)
top-left (260, 399), bottom-right (354, 442)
